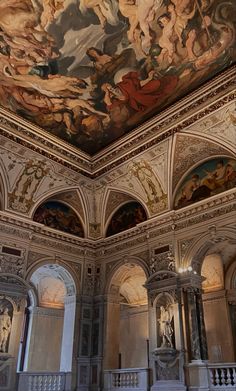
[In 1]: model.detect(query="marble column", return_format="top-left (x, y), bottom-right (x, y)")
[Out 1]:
top-left (185, 288), bottom-right (208, 361)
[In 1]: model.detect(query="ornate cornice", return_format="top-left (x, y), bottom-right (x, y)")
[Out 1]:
top-left (0, 189), bottom-right (234, 257)
top-left (0, 66), bottom-right (235, 178)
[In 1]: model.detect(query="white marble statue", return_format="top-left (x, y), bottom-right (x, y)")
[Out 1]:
top-left (0, 307), bottom-right (12, 353)
top-left (158, 305), bottom-right (173, 348)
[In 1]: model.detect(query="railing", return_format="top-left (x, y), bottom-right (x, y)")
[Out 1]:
top-left (104, 368), bottom-right (149, 391)
top-left (208, 363), bottom-right (236, 390)
top-left (17, 372), bottom-right (71, 391)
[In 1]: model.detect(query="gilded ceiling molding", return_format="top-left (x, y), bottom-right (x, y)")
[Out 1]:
top-left (0, 67), bottom-right (235, 178)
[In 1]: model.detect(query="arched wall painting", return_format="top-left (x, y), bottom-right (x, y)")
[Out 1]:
top-left (33, 201), bottom-right (84, 237)
top-left (174, 158), bottom-right (236, 209)
top-left (106, 201), bottom-right (147, 237)
top-left (0, 1), bottom-right (235, 155)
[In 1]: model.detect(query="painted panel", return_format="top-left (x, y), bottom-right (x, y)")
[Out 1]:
top-left (33, 200), bottom-right (84, 237)
top-left (106, 201), bottom-right (147, 236)
top-left (174, 158), bottom-right (236, 209)
top-left (0, 0), bottom-right (235, 154)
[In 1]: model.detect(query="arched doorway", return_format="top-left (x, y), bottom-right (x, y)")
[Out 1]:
top-left (104, 262), bottom-right (148, 370)
top-left (23, 263), bottom-right (77, 373)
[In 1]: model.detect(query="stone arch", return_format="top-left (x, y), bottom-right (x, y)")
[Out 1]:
top-left (104, 257), bottom-right (149, 370)
top-left (25, 257), bottom-right (80, 298)
top-left (181, 227), bottom-right (236, 274)
top-left (225, 258), bottom-right (236, 290)
top-left (105, 255), bottom-right (149, 295)
top-left (23, 260), bottom-right (78, 374)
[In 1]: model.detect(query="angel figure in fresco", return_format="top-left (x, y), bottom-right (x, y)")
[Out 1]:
top-left (118, 0), bottom-right (163, 53)
top-left (157, 4), bottom-right (177, 64)
top-left (158, 306), bottom-right (173, 348)
top-left (79, 0), bottom-right (119, 28)
top-left (171, 0), bottom-right (196, 48)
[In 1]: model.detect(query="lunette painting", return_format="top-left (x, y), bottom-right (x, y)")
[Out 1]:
top-left (174, 158), bottom-right (236, 209)
top-left (0, 0), bottom-right (235, 154)
top-left (33, 200), bottom-right (84, 236)
top-left (106, 201), bottom-right (147, 236)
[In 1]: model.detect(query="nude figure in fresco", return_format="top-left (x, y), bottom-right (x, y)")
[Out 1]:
top-left (172, 0), bottom-right (196, 47)
top-left (158, 4), bottom-right (177, 65)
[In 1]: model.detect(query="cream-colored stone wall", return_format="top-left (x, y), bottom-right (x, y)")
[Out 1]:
top-left (119, 306), bottom-right (148, 368)
top-left (26, 308), bottom-right (64, 372)
top-left (203, 293), bottom-right (235, 362)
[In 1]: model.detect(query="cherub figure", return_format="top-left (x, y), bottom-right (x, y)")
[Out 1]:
top-left (158, 4), bottom-right (177, 64)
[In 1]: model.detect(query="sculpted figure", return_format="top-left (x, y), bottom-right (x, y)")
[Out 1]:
top-left (158, 306), bottom-right (173, 348)
top-left (0, 308), bottom-right (12, 353)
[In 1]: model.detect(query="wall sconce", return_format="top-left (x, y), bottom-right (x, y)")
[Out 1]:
top-left (178, 266), bottom-right (197, 274)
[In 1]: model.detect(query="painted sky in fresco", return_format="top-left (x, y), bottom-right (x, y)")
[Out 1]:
top-left (0, 0), bottom-right (235, 154)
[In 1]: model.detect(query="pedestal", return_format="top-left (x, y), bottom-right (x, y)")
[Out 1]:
top-left (187, 360), bottom-right (210, 391)
top-left (151, 348), bottom-right (186, 391)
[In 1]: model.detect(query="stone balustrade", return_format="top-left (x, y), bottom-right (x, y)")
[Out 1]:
top-left (104, 368), bottom-right (149, 391)
top-left (17, 371), bottom-right (72, 391)
top-left (208, 363), bottom-right (236, 390)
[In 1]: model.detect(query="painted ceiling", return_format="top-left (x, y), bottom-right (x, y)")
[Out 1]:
top-left (0, 0), bottom-right (235, 155)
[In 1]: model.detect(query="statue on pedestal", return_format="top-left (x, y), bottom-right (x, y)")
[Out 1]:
top-left (158, 306), bottom-right (173, 348)
top-left (0, 307), bottom-right (12, 353)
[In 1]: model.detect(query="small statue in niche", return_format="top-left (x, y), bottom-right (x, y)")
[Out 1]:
top-left (0, 307), bottom-right (12, 353)
top-left (158, 306), bottom-right (173, 348)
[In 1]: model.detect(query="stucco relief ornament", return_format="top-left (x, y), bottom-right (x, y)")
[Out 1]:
top-left (9, 159), bottom-right (51, 213)
top-left (129, 160), bottom-right (167, 214)
top-left (0, 307), bottom-right (11, 353)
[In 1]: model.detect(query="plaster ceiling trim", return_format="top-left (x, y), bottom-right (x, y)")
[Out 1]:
top-left (171, 132), bottom-right (235, 199)
top-left (0, 67), bottom-right (235, 178)
top-left (0, 158), bottom-right (10, 212)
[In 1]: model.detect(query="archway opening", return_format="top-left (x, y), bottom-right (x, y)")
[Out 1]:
top-left (199, 239), bottom-right (236, 363)
top-left (104, 263), bottom-right (148, 369)
top-left (24, 264), bottom-right (76, 373)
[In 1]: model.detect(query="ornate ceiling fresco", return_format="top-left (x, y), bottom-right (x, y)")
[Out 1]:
top-left (0, 0), bottom-right (235, 155)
